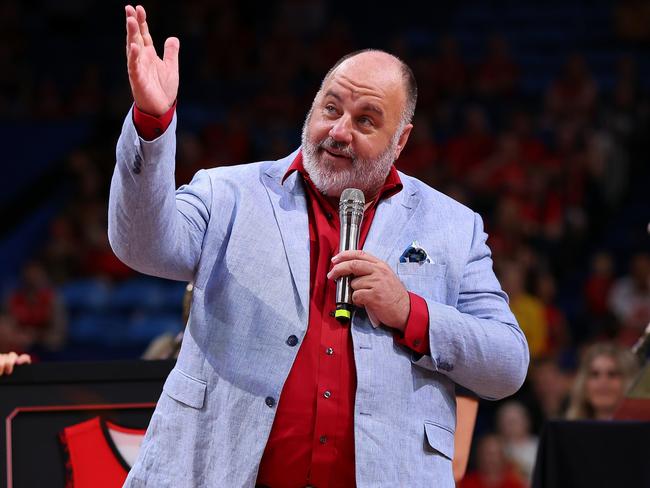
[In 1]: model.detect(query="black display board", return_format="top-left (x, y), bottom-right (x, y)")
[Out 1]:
top-left (0, 360), bottom-right (174, 488)
top-left (532, 420), bottom-right (650, 488)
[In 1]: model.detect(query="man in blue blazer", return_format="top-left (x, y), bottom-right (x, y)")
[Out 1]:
top-left (110, 5), bottom-right (529, 487)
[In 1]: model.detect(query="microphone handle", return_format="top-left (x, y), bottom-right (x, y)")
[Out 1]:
top-left (335, 219), bottom-right (361, 323)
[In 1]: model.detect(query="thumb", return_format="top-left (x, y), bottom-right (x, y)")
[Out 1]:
top-left (163, 37), bottom-right (180, 69)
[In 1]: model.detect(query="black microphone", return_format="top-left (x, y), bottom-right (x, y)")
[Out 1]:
top-left (335, 188), bottom-right (365, 323)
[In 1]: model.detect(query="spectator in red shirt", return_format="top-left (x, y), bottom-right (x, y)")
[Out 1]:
top-left (544, 54), bottom-right (598, 126)
top-left (458, 434), bottom-right (526, 488)
top-left (432, 35), bottom-right (469, 97)
top-left (394, 114), bottom-right (439, 185)
top-left (509, 110), bottom-right (547, 168)
top-left (470, 132), bottom-right (526, 196)
top-left (7, 261), bottom-right (67, 352)
top-left (583, 252), bottom-right (615, 320)
top-left (535, 271), bottom-right (570, 357)
top-left (476, 35), bottom-right (520, 98)
top-left (444, 106), bottom-right (495, 181)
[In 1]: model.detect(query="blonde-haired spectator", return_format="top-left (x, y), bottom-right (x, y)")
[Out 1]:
top-left (566, 342), bottom-right (639, 420)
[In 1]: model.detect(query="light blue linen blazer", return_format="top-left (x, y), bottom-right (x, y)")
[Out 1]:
top-left (109, 109), bottom-right (529, 488)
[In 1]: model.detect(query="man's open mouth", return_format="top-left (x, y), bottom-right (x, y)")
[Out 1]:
top-left (323, 148), bottom-right (350, 159)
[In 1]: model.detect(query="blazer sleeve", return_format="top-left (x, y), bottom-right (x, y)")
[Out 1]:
top-left (108, 107), bottom-right (212, 282)
top-left (414, 212), bottom-right (530, 400)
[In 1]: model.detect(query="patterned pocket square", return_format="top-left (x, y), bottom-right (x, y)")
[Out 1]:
top-left (399, 241), bottom-right (431, 264)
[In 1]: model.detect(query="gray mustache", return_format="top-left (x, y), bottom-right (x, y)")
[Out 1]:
top-left (319, 138), bottom-right (356, 159)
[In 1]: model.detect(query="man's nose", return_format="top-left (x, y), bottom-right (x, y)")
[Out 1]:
top-left (329, 114), bottom-right (353, 145)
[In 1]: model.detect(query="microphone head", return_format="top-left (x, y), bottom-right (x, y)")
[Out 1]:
top-left (339, 188), bottom-right (365, 209)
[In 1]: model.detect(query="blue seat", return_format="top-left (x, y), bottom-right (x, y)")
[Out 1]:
top-left (126, 313), bottom-right (182, 345)
top-left (109, 278), bottom-right (167, 312)
top-left (69, 313), bottom-right (117, 344)
top-left (60, 279), bottom-right (110, 313)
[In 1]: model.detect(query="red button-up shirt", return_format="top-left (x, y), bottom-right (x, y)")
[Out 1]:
top-left (133, 106), bottom-right (432, 488)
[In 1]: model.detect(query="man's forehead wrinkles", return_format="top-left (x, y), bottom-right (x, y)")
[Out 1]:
top-left (335, 74), bottom-right (386, 100)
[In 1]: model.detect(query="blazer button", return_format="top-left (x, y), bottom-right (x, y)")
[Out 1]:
top-left (265, 396), bottom-right (276, 408)
top-left (133, 166), bottom-right (141, 174)
top-left (286, 335), bottom-right (298, 347)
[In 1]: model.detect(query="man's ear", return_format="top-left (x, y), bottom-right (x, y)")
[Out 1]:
top-left (394, 124), bottom-right (413, 161)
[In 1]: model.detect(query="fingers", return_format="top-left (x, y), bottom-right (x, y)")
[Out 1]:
top-left (163, 37), bottom-right (180, 70)
top-left (350, 275), bottom-right (374, 290)
top-left (127, 41), bottom-right (141, 78)
top-left (351, 289), bottom-right (372, 307)
top-left (135, 5), bottom-right (154, 47)
top-left (126, 5), bottom-right (155, 62)
top-left (332, 249), bottom-right (380, 265)
top-left (16, 354), bottom-right (31, 365)
top-left (125, 7), bottom-right (143, 53)
top-left (327, 259), bottom-right (375, 281)
top-left (0, 352), bottom-right (18, 376)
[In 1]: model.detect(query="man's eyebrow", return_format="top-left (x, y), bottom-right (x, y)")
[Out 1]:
top-left (360, 103), bottom-right (384, 117)
top-left (323, 90), bottom-right (384, 117)
top-left (324, 90), bottom-right (342, 101)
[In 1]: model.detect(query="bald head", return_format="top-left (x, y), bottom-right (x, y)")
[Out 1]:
top-left (320, 49), bottom-right (417, 126)
top-left (301, 49), bottom-right (415, 199)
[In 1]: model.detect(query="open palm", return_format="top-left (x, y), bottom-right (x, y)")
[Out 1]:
top-left (125, 5), bottom-right (179, 116)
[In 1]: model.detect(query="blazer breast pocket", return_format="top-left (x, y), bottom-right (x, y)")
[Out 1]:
top-left (397, 262), bottom-right (447, 303)
top-left (162, 367), bottom-right (207, 409)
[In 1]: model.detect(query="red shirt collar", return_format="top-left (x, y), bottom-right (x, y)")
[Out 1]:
top-left (282, 150), bottom-right (403, 206)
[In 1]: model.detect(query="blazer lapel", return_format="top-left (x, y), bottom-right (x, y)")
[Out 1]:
top-left (363, 177), bottom-right (421, 265)
top-left (262, 152), bottom-right (310, 320)
top-left (261, 157), bottom-right (420, 319)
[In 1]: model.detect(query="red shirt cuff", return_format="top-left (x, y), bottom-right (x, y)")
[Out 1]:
top-left (394, 292), bottom-right (430, 355)
top-left (132, 101), bottom-right (177, 141)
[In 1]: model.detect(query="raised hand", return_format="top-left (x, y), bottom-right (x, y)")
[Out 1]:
top-left (125, 5), bottom-right (179, 116)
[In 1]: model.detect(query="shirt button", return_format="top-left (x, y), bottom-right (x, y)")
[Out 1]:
top-left (323, 390), bottom-right (331, 399)
top-left (319, 435), bottom-right (328, 444)
top-left (286, 335), bottom-right (298, 347)
top-left (325, 347), bottom-right (334, 355)
top-left (265, 396), bottom-right (276, 408)
top-left (413, 339), bottom-right (421, 347)
top-left (326, 212), bottom-right (333, 220)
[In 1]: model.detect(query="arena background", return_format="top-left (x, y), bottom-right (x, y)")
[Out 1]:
top-left (1, 1), bottom-right (649, 483)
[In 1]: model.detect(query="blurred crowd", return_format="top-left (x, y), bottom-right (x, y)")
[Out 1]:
top-left (1, 1), bottom-right (649, 486)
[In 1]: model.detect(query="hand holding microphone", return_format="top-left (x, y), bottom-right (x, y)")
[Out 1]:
top-left (328, 188), bottom-right (410, 332)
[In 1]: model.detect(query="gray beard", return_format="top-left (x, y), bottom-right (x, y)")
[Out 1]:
top-left (301, 115), bottom-right (401, 199)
